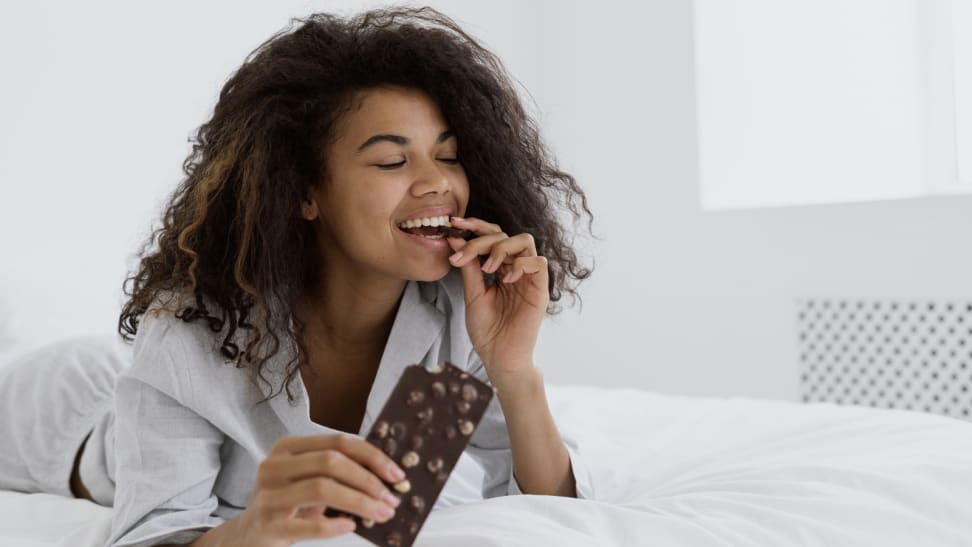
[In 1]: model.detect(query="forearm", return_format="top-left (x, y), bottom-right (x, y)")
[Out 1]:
top-left (493, 365), bottom-right (577, 497)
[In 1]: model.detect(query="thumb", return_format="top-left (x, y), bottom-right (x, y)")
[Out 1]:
top-left (448, 237), bottom-right (485, 304)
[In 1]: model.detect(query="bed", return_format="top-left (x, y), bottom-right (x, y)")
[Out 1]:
top-left (1, 359), bottom-right (971, 546)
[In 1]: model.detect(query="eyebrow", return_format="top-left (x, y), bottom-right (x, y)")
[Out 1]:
top-left (355, 129), bottom-right (454, 154)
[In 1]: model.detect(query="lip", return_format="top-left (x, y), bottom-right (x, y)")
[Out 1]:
top-left (398, 228), bottom-right (451, 250)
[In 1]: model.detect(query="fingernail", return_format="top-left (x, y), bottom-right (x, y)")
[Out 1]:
top-left (389, 465), bottom-right (406, 480)
top-left (482, 257), bottom-right (493, 272)
top-left (450, 216), bottom-right (464, 222)
top-left (381, 490), bottom-right (401, 507)
top-left (376, 504), bottom-right (395, 519)
top-left (502, 272), bottom-right (513, 283)
top-left (449, 251), bottom-right (463, 263)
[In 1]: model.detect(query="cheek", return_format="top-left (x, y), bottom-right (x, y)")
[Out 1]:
top-left (349, 192), bottom-right (399, 243)
top-left (457, 178), bottom-right (471, 214)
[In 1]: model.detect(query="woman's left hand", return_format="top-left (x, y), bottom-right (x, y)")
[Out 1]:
top-left (446, 216), bottom-right (549, 382)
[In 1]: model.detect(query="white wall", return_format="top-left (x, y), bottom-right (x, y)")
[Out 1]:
top-left (530, 0), bottom-right (972, 400)
top-left (2, 0), bottom-right (969, 402)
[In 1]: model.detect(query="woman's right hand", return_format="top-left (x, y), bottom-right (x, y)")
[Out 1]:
top-left (231, 433), bottom-right (407, 547)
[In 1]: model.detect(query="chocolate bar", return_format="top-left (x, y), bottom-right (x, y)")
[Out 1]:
top-left (324, 361), bottom-right (494, 547)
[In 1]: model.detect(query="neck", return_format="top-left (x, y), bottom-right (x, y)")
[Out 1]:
top-left (294, 268), bottom-right (407, 353)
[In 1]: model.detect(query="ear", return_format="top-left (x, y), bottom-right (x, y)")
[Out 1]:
top-left (300, 197), bottom-right (319, 221)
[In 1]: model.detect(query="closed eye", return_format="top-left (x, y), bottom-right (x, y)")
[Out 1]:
top-left (376, 158), bottom-right (460, 169)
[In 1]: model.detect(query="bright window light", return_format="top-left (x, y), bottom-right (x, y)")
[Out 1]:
top-left (694, 0), bottom-right (972, 210)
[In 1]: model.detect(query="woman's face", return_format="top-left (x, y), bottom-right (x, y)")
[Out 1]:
top-left (303, 86), bottom-right (470, 283)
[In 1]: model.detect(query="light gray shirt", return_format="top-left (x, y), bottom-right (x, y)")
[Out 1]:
top-left (107, 269), bottom-right (594, 547)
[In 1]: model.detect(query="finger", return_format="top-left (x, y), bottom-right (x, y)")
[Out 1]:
top-left (261, 449), bottom-right (400, 509)
top-left (501, 256), bottom-right (549, 285)
top-left (481, 233), bottom-right (538, 274)
top-left (268, 477), bottom-right (397, 524)
top-left (449, 216), bottom-right (503, 236)
top-left (280, 515), bottom-right (358, 542)
top-left (447, 236), bottom-right (486, 303)
top-left (269, 434), bottom-right (405, 484)
top-left (295, 504), bottom-right (328, 520)
top-left (448, 232), bottom-right (508, 268)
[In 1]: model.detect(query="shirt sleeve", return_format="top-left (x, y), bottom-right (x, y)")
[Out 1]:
top-left (464, 357), bottom-right (595, 500)
top-left (106, 315), bottom-right (227, 547)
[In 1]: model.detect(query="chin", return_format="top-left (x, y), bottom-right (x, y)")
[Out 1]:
top-left (409, 262), bottom-right (453, 282)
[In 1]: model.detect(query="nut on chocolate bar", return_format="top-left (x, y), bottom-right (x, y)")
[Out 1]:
top-left (401, 451), bottom-right (420, 468)
top-left (409, 435), bottom-right (424, 450)
top-left (407, 390), bottom-right (425, 405)
top-left (408, 495), bottom-right (426, 513)
top-left (427, 456), bottom-right (443, 473)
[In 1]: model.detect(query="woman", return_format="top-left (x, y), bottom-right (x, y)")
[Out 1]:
top-left (3, 6), bottom-right (595, 547)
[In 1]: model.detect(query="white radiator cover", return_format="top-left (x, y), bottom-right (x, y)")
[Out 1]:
top-left (798, 299), bottom-right (971, 421)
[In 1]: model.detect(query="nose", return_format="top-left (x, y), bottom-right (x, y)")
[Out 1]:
top-left (410, 156), bottom-right (451, 197)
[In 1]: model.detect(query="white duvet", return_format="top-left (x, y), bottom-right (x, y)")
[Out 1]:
top-left (2, 385), bottom-right (970, 547)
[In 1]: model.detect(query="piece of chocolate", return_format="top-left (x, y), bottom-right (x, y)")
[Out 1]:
top-left (324, 362), bottom-right (494, 547)
top-left (439, 226), bottom-right (474, 239)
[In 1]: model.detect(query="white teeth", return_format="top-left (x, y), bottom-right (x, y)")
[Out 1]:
top-left (398, 215), bottom-right (451, 229)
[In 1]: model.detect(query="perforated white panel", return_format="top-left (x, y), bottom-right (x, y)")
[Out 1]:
top-left (798, 299), bottom-right (972, 421)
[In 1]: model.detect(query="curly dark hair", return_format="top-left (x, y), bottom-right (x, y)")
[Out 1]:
top-left (118, 6), bottom-right (595, 403)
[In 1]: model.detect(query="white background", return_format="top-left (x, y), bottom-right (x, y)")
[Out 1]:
top-left (1, 0), bottom-right (970, 401)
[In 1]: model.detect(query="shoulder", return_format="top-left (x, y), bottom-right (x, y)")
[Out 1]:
top-left (123, 294), bottom-right (239, 406)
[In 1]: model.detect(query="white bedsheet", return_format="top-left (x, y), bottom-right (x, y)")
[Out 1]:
top-left (2, 385), bottom-right (970, 546)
